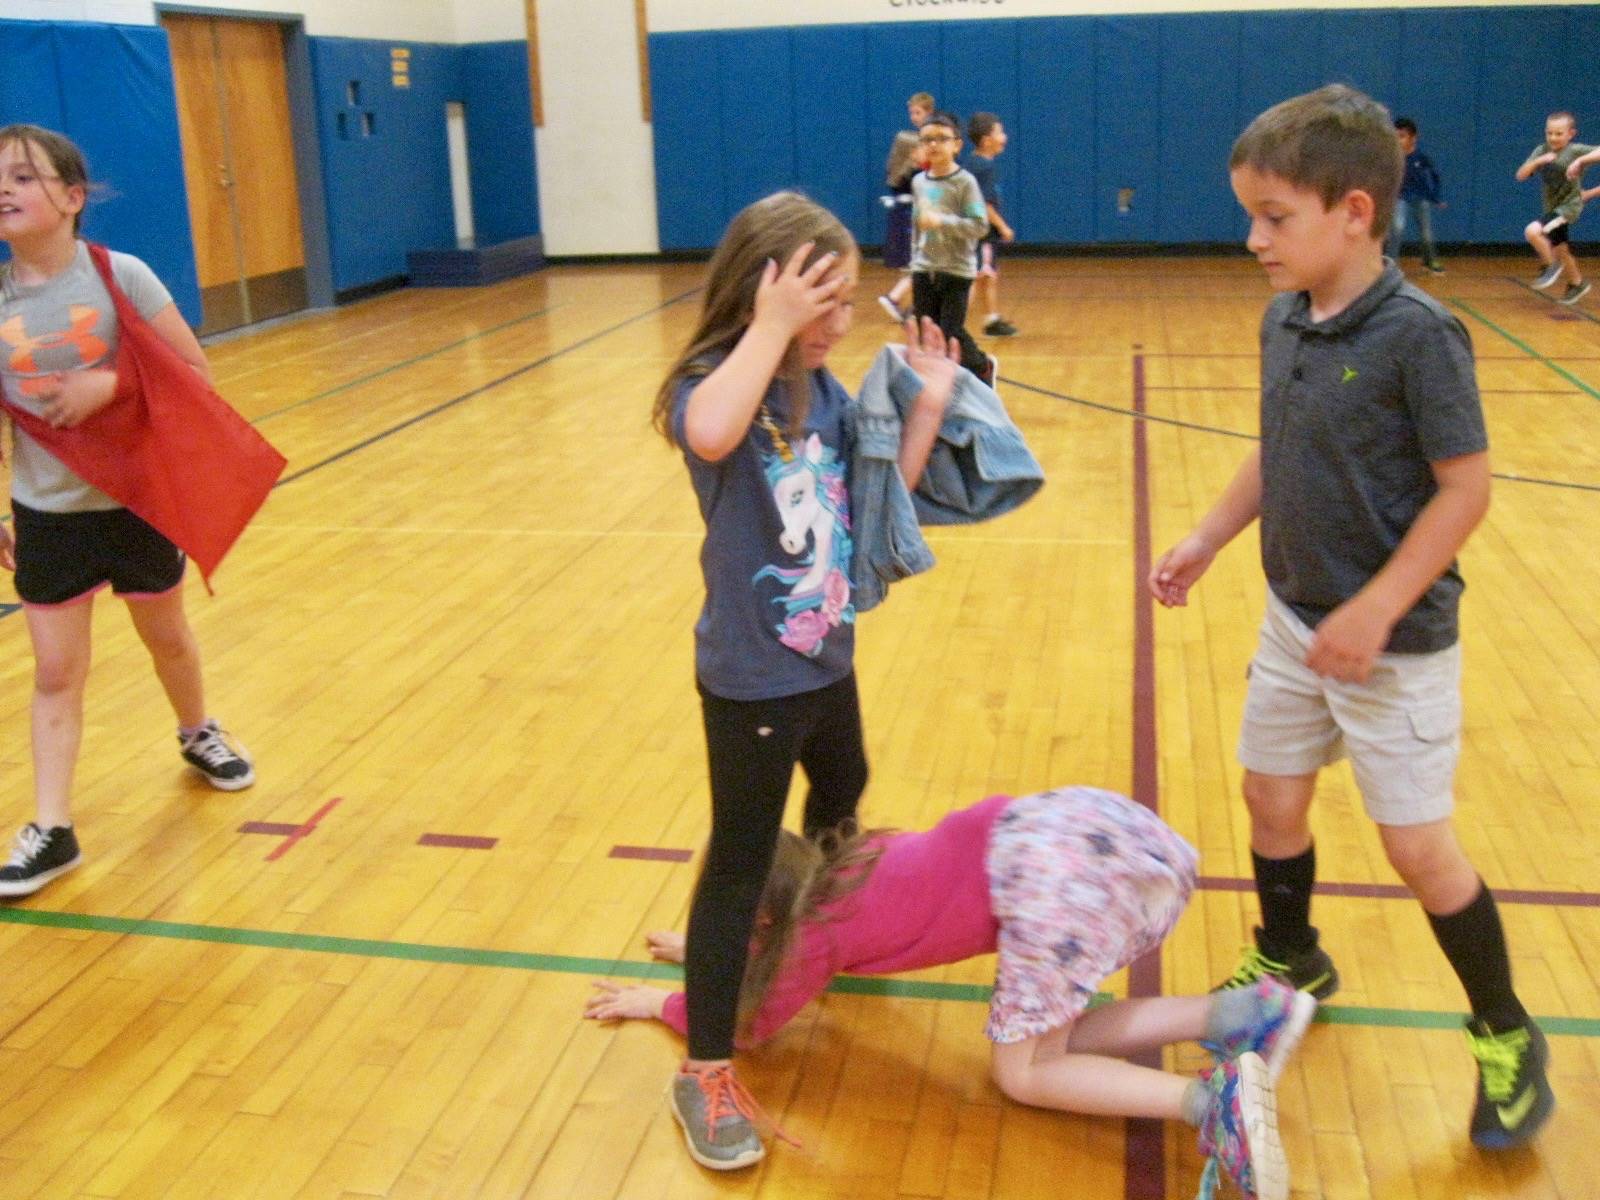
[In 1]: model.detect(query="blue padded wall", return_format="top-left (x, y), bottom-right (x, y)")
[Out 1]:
top-left (793, 26), bottom-right (871, 239)
top-left (0, 21), bottom-right (201, 325)
top-left (1014, 17), bottom-right (1094, 244)
top-left (650, 5), bottom-right (1600, 252)
top-left (310, 38), bottom-right (460, 292)
top-left (461, 41), bottom-right (541, 247)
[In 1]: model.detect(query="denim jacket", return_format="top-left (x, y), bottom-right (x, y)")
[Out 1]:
top-left (849, 344), bottom-right (1045, 612)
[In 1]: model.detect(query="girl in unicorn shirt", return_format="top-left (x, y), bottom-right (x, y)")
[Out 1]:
top-left (649, 190), bottom-right (959, 1172)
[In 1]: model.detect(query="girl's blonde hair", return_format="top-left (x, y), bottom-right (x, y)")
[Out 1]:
top-left (734, 818), bottom-right (889, 1039)
top-left (0, 124), bottom-right (90, 236)
top-left (652, 191), bottom-right (855, 446)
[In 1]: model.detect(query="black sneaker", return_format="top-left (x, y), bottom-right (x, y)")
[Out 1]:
top-left (0, 823), bottom-right (82, 897)
top-left (1533, 262), bottom-right (1565, 290)
top-left (983, 317), bottom-right (1019, 337)
top-left (977, 354), bottom-right (999, 388)
top-left (1560, 281), bottom-right (1592, 305)
top-left (1425, 262), bottom-right (1446, 275)
top-left (1466, 1018), bottom-right (1554, 1149)
top-left (1216, 928), bottom-right (1340, 1001)
top-left (179, 719), bottom-right (255, 790)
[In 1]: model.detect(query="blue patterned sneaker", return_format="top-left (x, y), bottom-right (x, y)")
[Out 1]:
top-left (1203, 978), bottom-right (1317, 1083)
top-left (1196, 1052), bottom-right (1288, 1200)
top-left (1466, 1019), bottom-right (1554, 1150)
top-left (670, 1064), bottom-right (766, 1171)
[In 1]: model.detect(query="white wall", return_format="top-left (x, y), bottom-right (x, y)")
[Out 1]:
top-left (531, 0), bottom-right (660, 254)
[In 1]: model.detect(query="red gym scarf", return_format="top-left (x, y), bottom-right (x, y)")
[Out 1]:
top-left (2, 243), bottom-right (286, 590)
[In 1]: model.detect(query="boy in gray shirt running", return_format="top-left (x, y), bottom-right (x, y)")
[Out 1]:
top-left (910, 111), bottom-right (992, 385)
top-left (1517, 110), bottom-right (1594, 304)
top-left (1151, 84), bottom-right (1553, 1153)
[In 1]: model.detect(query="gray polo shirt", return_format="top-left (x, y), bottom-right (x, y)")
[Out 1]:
top-left (1259, 263), bottom-right (1487, 653)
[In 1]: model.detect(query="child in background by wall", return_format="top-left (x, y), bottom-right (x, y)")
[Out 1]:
top-left (878, 91), bottom-right (933, 324)
top-left (650, 190), bottom-right (961, 1172)
top-left (0, 124), bottom-right (257, 898)
top-left (1517, 110), bottom-right (1593, 305)
top-left (910, 110), bottom-right (994, 386)
top-left (1385, 117), bottom-right (1444, 275)
top-left (966, 111), bottom-right (1019, 336)
top-left (588, 786), bottom-right (1311, 1200)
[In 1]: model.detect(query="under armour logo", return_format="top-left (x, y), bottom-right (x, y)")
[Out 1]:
top-left (0, 307), bottom-right (108, 397)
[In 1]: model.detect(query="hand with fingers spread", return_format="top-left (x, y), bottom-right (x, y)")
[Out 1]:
top-left (903, 315), bottom-right (960, 413)
top-left (751, 241), bottom-right (846, 342)
top-left (584, 980), bottom-right (671, 1022)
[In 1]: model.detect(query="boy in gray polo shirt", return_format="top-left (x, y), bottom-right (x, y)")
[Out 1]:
top-left (1150, 85), bottom-right (1553, 1151)
top-left (909, 110), bottom-right (993, 385)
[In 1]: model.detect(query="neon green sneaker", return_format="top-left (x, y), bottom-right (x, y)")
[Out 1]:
top-left (1216, 930), bottom-right (1339, 1001)
top-left (1466, 1019), bottom-right (1554, 1149)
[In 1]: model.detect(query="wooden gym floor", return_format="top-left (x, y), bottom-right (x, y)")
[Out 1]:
top-left (0, 256), bottom-right (1595, 1199)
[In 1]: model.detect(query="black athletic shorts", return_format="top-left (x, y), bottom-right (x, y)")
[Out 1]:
top-left (1540, 211), bottom-right (1571, 247)
top-left (12, 500), bottom-right (186, 606)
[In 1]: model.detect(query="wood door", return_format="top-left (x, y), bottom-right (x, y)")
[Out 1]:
top-left (163, 13), bottom-right (306, 334)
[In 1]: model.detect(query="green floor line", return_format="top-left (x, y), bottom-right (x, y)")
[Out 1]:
top-left (3, 906), bottom-right (1596, 1036)
top-left (1452, 298), bottom-right (1600, 402)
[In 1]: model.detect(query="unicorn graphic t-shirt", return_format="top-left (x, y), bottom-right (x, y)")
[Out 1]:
top-left (672, 364), bottom-right (855, 701)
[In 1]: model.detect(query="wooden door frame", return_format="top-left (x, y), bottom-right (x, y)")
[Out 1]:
top-left (157, 4), bottom-right (334, 314)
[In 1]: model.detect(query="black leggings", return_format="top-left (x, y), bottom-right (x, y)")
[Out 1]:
top-left (684, 673), bottom-right (868, 1060)
top-left (912, 270), bottom-right (987, 375)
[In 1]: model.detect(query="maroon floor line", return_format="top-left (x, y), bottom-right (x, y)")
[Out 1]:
top-left (418, 833), bottom-right (498, 850)
top-left (1197, 875), bottom-right (1600, 908)
top-left (264, 796), bottom-right (342, 862)
top-left (1126, 351), bottom-right (1164, 1200)
top-left (609, 845), bottom-right (693, 863)
top-left (238, 821), bottom-right (300, 837)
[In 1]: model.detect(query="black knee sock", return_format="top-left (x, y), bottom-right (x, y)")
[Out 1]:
top-left (1427, 881), bottom-right (1528, 1033)
top-left (1254, 845), bottom-right (1317, 957)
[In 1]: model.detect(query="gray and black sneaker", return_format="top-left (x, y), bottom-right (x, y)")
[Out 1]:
top-left (1533, 262), bottom-right (1565, 290)
top-left (1216, 928), bottom-right (1340, 1001)
top-left (670, 1064), bottom-right (766, 1171)
top-left (1466, 1018), bottom-right (1554, 1150)
top-left (1425, 261), bottom-right (1445, 275)
top-left (179, 719), bottom-right (255, 790)
top-left (1559, 280), bottom-right (1592, 305)
top-left (983, 317), bottom-right (1019, 337)
top-left (0, 823), bottom-right (82, 897)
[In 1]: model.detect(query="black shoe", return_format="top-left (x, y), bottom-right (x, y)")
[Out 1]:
top-left (1559, 281), bottom-right (1592, 305)
top-left (0, 823), bottom-right (82, 897)
top-left (179, 719), bottom-right (256, 790)
top-left (983, 317), bottom-right (1019, 337)
top-left (1426, 262), bottom-right (1445, 275)
top-left (1216, 928), bottom-right (1340, 1001)
top-left (1466, 1018), bottom-right (1554, 1149)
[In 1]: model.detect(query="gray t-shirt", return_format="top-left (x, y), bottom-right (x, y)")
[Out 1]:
top-left (1258, 263), bottom-right (1488, 653)
top-left (671, 364), bottom-right (856, 701)
top-left (1523, 141), bottom-right (1597, 221)
top-left (910, 166), bottom-right (988, 278)
top-left (0, 241), bottom-right (174, 512)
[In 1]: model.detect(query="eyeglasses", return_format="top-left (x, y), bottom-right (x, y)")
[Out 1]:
top-left (918, 134), bottom-right (957, 144)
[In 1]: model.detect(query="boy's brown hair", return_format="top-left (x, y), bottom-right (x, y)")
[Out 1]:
top-left (968, 111), bottom-right (1002, 147)
top-left (1230, 84), bottom-right (1402, 240)
top-left (908, 91), bottom-right (935, 110)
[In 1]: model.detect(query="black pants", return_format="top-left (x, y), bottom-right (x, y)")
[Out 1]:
top-left (912, 270), bottom-right (987, 375)
top-left (683, 672), bottom-right (868, 1060)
